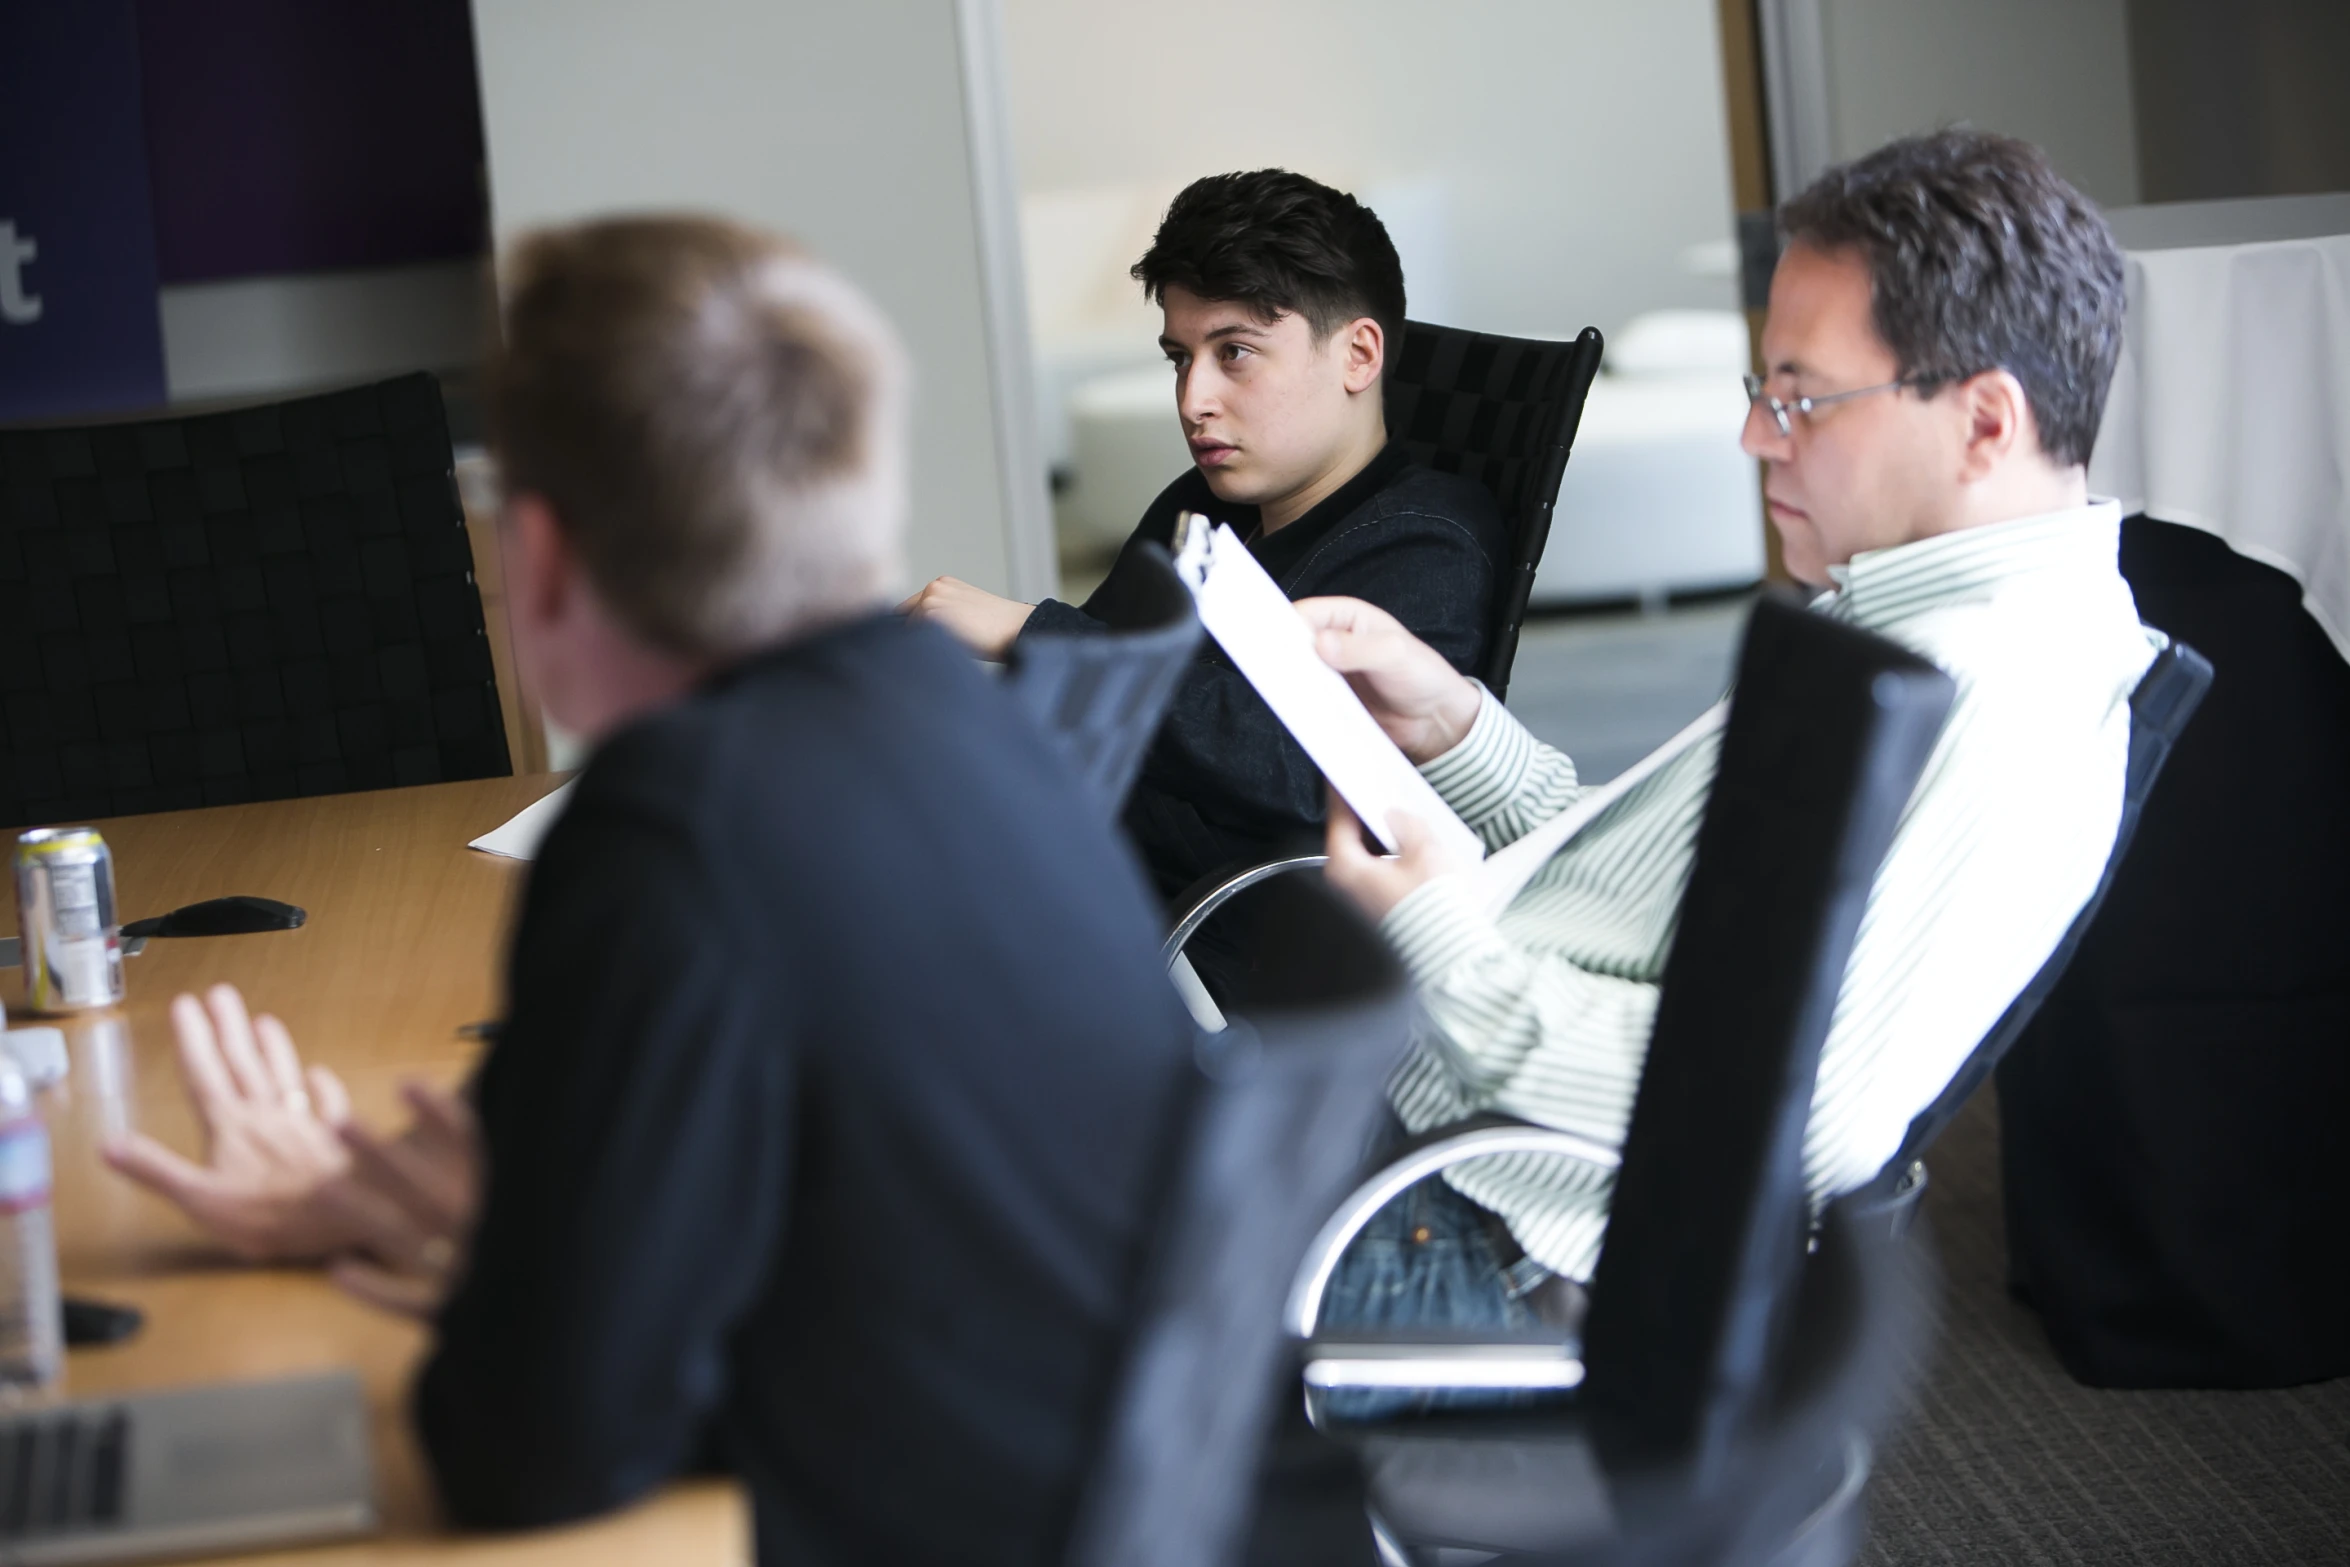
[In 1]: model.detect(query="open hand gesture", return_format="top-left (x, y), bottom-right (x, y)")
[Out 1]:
top-left (103, 985), bottom-right (359, 1262)
top-left (321, 1083), bottom-right (480, 1318)
top-left (105, 983), bottom-right (484, 1318)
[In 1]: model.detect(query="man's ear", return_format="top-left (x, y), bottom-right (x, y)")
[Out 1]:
top-left (501, 492), bottom-right (576, 635)
top-left (1339, 317), bottom-right (1385, 395)
top-left (1956, 368), bottom-right (2033, 482)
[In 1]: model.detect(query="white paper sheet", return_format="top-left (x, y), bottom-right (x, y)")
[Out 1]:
top-left (469, 780), bottom-right (577, 861)
top-left (1173, 517), bottom-right (1484, 866)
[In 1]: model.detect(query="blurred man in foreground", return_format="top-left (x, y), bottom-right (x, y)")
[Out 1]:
top-left (1304, 131), bottom-right (2157, 1361)
top-left (107, 216), bottom-right (1202, 1563)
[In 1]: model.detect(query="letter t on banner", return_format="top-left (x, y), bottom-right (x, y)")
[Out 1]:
top-left (0, 0), bottom-right (168, 422)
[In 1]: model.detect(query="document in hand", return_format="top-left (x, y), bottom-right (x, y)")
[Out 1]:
top-left (1172, 515), bottom-right (1484, 866)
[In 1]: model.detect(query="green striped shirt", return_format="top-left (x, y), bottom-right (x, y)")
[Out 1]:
top-left (1382, 500), bottom-right (2157, 1282)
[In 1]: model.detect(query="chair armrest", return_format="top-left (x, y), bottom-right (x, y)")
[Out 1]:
top-left (1302, 1330), bottom-right (1588, 1392)
top-left (1284, 1118), bottom-right (1620, 1339)
top-left (1162, 855), bottom-right (1330, 968)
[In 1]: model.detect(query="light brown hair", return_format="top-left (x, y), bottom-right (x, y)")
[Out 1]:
top-left (487, 215), bottom-right (907, 658)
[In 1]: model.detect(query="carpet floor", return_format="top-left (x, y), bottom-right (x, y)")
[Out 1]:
top-left (1858, 1093), bottom-right (2350, 1566)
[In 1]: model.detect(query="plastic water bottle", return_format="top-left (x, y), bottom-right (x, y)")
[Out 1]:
top-left (0, 1056), bottom-right (60, 1392)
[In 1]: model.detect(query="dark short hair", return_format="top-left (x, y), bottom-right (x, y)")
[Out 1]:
top-left (1777, 129), bottom-right (2124, 468)
top-left (1131, 170), bottom-right (1406, 358)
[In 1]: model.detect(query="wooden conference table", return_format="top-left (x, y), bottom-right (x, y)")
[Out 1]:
top-left (19, 776), bottom-right (749, 1565)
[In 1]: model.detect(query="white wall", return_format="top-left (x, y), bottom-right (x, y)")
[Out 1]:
top-left (469, 0), bottom-right (1054, 600)
top-left (1771, 0), bottom-right (2140, 206)
top-left (999, 0), bottom-right (1742, 346)
top-left (159, 259), bottom-right (484, 404)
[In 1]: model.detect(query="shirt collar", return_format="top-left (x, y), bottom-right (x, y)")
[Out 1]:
top-left (1822, 498), bottom-right (2123, 630)
top-left (1238, 442), bottom-right (1409, 564)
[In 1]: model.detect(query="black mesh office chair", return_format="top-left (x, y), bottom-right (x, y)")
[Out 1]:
top-left (1062, 871), bottom-right (1414, 1567)
top-left (1844, 637), bottom-right (2213, 1240)
top-left (0, 373), bottom-right (509, 826)
top-left (1004, 542), bottom-right (1201, 822)
top-left (1297, 595), bottom-right (1956, 1564)
top-left (1385, 322), bottom-right (1604, 701)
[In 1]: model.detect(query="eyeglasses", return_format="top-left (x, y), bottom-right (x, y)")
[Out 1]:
top-left (1742, 374), bottom-right (1913, 438)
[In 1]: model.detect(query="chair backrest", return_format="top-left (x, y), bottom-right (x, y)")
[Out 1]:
top-left (1004, 541), bottom-right (1201, 820)
top-left (1585, 1199), bottom-right (1931, 1567)
top-left (1384, 322), bottom-right (1604, 700)
top-left (0, 373), bottom-right (509, 825)
top-left (1866, 638), bottom-right (2213, 1185)
top-left (1578, 593), bottom-right (1954, 1485)
top-left (1064, 872), bottom-right (1414, 1567)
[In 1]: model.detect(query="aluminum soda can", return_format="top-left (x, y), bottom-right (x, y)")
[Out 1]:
top-left (14, 829), bottom-right (126, 1014)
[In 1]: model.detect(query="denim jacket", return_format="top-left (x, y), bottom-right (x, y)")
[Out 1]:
top-left (1022, 443), bottom-right (1507, 899)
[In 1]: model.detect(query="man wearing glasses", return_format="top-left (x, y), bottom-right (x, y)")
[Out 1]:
top-left (1294, 129), bottom-right (2157, 1367)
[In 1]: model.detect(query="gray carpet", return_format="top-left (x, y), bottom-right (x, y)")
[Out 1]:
top-left (1859, 1092), bottom-right (2350, 1566)
top-left (1505, 602), bottom-right (1746, 780)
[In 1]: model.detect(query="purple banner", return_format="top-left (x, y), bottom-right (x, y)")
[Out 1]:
top-left (0, 0), bottom-right (169, 422)
top-left (136, 0), bottom-right (490, 284)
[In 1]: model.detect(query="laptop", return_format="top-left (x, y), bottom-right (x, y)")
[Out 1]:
top-left (0, 1371), bottom-right (373, 1564)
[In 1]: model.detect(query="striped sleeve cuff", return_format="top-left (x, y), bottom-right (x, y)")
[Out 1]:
top-left (1379, 871), bottom-right (1513, 992)
top-left (1418, 682), bottom-right (1541, 830)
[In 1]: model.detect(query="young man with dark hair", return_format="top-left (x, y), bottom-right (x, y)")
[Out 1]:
top-left (104, 217), bottom-right (1206, 1562)
top-left (1298, 130), bottom-right (2153, 1355)
top-left (905, 169), bottom-right (1506, 910)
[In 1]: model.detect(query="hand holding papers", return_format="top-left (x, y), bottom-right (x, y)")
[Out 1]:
top-left (1175, 509), bottom-right (1731, 926)
top-left (1172, 515), bottom-right (1485, 866)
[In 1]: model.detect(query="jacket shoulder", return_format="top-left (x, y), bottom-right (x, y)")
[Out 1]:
top-left (1364, 462), bottom-right (1509, 557)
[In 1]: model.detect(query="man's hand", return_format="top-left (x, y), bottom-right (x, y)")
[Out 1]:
top-left (103, 984), bottom-right (484, 1316)
top-left (320, 1083), bottom-right (481, 1319)
top-left (1322, 792), bottom-right (1473, 922)
top-left (103, 985), bottom-right (360, 1262)
top-left (1295, 597), bottom-right (1482, 763)
top-left (898, 576), bottom-right (1036, 661)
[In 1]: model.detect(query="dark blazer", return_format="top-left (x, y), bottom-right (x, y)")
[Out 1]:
top-left (1023, 444), bottom-right (1506, 898)
top-left (415, 615), bottom-right (1200, 1565)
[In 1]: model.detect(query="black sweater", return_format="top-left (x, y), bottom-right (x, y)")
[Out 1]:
top-left (1023, 444), bottom-right (1506, 899)
top-left (415, 615), bottom-right (1199, 1565)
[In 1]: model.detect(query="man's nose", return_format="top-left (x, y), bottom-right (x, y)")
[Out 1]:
top-left (1178, 363), bottom-right (1219, 425)
top-left (1739, 398), bottom-right (1789, 462)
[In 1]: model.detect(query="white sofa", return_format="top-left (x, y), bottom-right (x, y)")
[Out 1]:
top-left (1530, 310), bottom-right (1764, 605)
